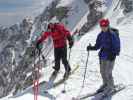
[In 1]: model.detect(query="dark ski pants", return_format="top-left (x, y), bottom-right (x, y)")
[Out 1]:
top-left (100, 59), bottom-right (115, 89)
top-left (54, 46), bottom-right (71, 72)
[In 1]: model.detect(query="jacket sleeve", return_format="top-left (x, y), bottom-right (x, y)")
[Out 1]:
top-left (64, 29), bottom-right (73, 43)
top-left (37, 32), bottom-right (50, 44)
top-left (111, 33), bottom-right (120, 55)
top-left (89, 34), bottom-right (101, 50)
top-left (63, 26), bottom-right (73, 43)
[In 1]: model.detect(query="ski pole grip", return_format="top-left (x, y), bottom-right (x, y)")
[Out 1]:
top-left (88, 43), bottom-right (91, 52)
top-left (89, 43), bottom-right (91, 47)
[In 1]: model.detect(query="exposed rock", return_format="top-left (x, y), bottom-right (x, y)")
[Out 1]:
top-left (80, 0), bottom-right (103, 34)
top-left (121, 0), bottom-right (133, 14)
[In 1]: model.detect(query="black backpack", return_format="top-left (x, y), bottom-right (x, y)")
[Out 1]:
top-left (110, 27), bottom-right (119, 37)
top-left (109, 27), bottom-right (120, 56)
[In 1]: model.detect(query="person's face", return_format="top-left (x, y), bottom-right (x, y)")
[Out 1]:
top-left (100, 26), bottom-right (109, 32)
top-left (47, 23), bottom-right (54, 32)
top-left (47, 28), bottom-right (51, 32)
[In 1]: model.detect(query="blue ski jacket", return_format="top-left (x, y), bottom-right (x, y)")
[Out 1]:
top-left (93, 31), bottom-right (120, 60)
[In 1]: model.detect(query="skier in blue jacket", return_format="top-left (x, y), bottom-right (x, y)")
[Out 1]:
top-left (87, 19), bottom-right (120, 93)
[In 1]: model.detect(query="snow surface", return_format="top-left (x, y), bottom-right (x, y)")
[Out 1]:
top-left (2, 0), bottom-right (133, 100)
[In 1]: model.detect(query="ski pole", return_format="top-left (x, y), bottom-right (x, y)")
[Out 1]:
top-left (76, 50), bottom-right (89, 98)
top-left (82, 51), bottom-right (89, 88)
top-left (68, 48), bottom-right (71, 61)
top-left (33, 48), bottom-right (38, 100)
top-left (33, 47), bottom-right (42, 100)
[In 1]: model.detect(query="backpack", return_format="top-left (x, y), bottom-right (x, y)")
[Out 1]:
top-left (110, 27), bottom-right (120, 55)
top-left (110, 27), bottom-right (119, 37)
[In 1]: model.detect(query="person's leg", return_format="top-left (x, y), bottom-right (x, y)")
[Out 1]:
top-left (54, 48), bottom-right (61, 71)
top-left (61, 46), bottom-right (71, 72)
top-left (97, 59), bottom-right (108, 92)
top-left (101, 60), bottom-right (115, 94)
top-left (100, 59), bottom-right (108, 86)
top-left (106, 60), bottom-right (115, 89)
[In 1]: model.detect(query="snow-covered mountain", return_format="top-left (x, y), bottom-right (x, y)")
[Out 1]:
top-left (0, 0), bottom-right (107, 98)
top-left (0, 0), bottom-right (133, 99)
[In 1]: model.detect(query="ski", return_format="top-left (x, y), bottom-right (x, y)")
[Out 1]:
top-left (53, 64), bottom-right (79, 88)
top-left (73, 84), bottom-right (126, 100)
top-left (40, 64), bottom-right (80, 89)
top-left (42, 70), bottom-right (59, 91)
top-left (98, 84), bottom-right (126, 100)
top-left (72, 91), bottom-right (100, 100)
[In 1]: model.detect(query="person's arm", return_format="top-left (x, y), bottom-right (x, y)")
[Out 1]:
top-left (111, 33), bottom-right (120, 55)
top-left (36, 32), bottom-right (50, 49)
top-left (37, 32), bottom-right (50, 44)
top-left (65, 28), bottom-right (74, 48)
top-left (87, 34), bottom-right (101, 51)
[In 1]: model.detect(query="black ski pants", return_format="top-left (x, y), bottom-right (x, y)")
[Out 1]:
top-left (54, 46), bottom-right (71, 72)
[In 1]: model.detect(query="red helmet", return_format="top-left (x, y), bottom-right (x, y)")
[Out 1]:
top-left (99, 19), bottom-right (110, 27)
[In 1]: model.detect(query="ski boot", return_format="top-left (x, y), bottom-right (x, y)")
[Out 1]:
top-left (63, 69), bottom-right (71, 79)
top-left (96, 84), bottom-right (107, 93)
top-left (52, 70), bottom-right (59, 76)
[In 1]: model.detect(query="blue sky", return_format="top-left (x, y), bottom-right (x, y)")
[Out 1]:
top-left (0, 0), bottom-right (53, 26)
top-left (105, 0), bottom-right (112, 7)
top-left (0, 1), bottom-right (34, 12)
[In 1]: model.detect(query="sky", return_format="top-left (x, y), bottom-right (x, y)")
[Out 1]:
top-left (106, 0), bottom-right (112, 7)
top-left (0, 0), bottom-right (53, 27)
top-left (0, 0), bottom-right (112, 27)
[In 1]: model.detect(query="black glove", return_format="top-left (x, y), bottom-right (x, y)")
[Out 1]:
top-left (87, 45), bottom-right (91, 51)
top-left (69, 41), bottom-right (74, 48)
top-left (108, 53), bottom-right (116, 61)
top-left (87, 43), bottom-right (92, 51)
top-left (67, 35), bottom-right (73, 48)
top-left (36, 42), bottom-right (40, 50)
top-left (36, 42), bottom-right (42, 55)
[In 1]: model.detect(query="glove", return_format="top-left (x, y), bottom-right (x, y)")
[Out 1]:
top-left (36, 42), bottom-right (40, 50)
top-left (69, 41), bottom-right (74, 48)
top-left (108, 53), bottom-right (116, 61)
top-left (36, 42), bottom-right (42, 54)
top-left (86, 43), bottom-right (92, 51)
top-left (87, 46), bottom-right (91, 51)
